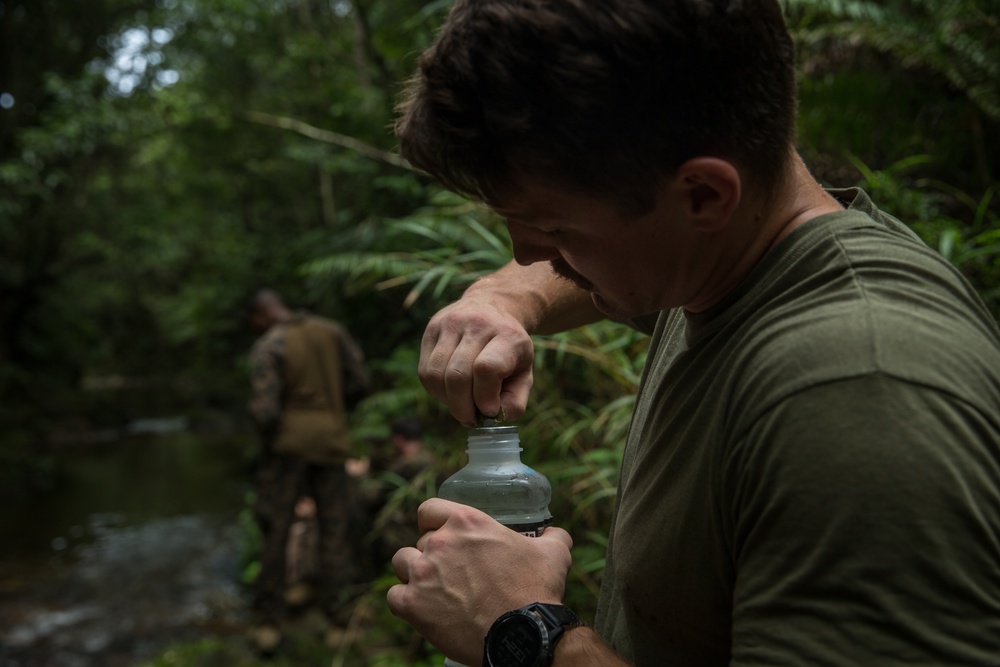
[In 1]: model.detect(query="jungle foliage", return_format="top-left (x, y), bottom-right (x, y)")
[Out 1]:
top-left (2, 0), bottom-right (998, 664)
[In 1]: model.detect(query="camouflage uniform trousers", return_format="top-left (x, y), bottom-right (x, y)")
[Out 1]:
top-left (252, 451), bottom-right (359, 624)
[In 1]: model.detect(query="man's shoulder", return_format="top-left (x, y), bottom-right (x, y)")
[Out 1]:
top-left (299, 312), bottom-right (346, 334)
top-left (718, 193), bottom-right (1000, 424)
top-left (827, 186), bottom-right (925, 237)
top-left (727, 271), bottom-right (1000, 435)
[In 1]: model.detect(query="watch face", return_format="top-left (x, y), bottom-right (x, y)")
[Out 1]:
top-left (490, 615), bottom-right (544, 667)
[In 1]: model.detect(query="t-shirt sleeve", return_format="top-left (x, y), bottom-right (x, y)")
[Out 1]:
top-left (724, 373), bottom-right (1000, 664)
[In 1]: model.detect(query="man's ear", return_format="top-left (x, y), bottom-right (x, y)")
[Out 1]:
top-left (674, 158), bottom-right (741, 232)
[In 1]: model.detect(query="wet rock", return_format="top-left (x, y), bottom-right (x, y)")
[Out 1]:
top-left (0, 515), bottom-right (250, 667)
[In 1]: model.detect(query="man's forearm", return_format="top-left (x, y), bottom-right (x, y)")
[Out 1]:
top-left (249, 345), bottom-right (283, 430)
top-left (463, 261), bottom-right (603, 335)
top-left (555, 626), bottom-right (630, 666)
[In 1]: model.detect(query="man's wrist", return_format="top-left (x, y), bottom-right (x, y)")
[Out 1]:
top-left (551, 625), bottom-right (629, 666)
top-left (462, 272), bottom-right (546, 334)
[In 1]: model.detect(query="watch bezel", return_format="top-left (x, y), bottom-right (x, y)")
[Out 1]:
top-left (483, 603), bottom-right (580, 667)
top-left (485, 610), bottom-right (549, 667)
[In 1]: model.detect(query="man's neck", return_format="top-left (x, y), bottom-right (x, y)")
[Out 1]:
top-left (683, 152), bottom-right (843, 314)
top-left (762, 154), bottom-right (844, 252)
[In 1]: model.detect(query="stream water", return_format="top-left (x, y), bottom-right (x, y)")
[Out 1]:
top-left (0, 430), bottom-right (254, 667)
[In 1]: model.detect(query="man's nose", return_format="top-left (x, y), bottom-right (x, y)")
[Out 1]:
top-left (506, 221), bottom-right (562, 266)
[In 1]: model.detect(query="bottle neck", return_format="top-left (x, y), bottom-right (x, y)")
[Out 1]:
top-left (466, 426), bottom-right (522, 464)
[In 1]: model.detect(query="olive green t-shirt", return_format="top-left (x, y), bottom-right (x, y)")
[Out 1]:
top-left (593, 188), bottom-right (1000, 665)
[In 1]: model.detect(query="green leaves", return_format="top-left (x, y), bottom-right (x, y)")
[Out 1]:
top-left (787, 0), bottom-right (1000, 120)
top-left (302, 190), bottom-right (513, 307)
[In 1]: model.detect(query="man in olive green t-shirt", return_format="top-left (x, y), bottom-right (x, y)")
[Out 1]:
top-left (593, 187), bottom-right (1000, 664)
top-left (383, 1), bottom-right (1000, 665)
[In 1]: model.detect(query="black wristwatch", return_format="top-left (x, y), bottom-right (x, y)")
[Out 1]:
top-left (482, 602), bottom-right (581, 667)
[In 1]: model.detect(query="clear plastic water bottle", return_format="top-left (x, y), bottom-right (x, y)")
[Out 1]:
top-left (439, 421), bottom-right (553, 535)
top-left (438, 421), bottom-right (553, 667)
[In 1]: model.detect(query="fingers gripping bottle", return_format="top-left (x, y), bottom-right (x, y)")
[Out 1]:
top-left (437, 421), bottom-right (554, 667)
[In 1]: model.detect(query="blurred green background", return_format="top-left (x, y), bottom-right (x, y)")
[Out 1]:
top-left (1, 0), bottom-right (997, 664)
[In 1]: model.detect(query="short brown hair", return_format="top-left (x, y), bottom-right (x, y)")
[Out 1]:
top-left (396, 0), bottom-right (797, 215)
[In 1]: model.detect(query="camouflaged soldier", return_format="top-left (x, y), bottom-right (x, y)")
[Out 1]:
top-left (246, 288), bottom-right (370, 654)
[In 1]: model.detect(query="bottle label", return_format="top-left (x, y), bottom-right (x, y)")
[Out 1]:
top-left (500, 517), bottom-right (553, 538)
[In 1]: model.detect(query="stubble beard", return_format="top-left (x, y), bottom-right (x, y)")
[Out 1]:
top-left (549, 258), bottom-right (640, 320)
top-left (549, 258), bottom-right (593, 292)
top-left (550, 259), bottom-right (617, 318)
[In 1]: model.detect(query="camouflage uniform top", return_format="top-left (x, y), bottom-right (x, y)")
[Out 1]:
top-left (249, 311), bottom-right (370, 442)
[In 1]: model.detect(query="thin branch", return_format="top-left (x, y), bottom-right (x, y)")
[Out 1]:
top-left (244, 110), bottom-right (412, 171)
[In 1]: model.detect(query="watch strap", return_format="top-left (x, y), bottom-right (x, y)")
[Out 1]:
top-left (529, 602), bottom-right (580, 636)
